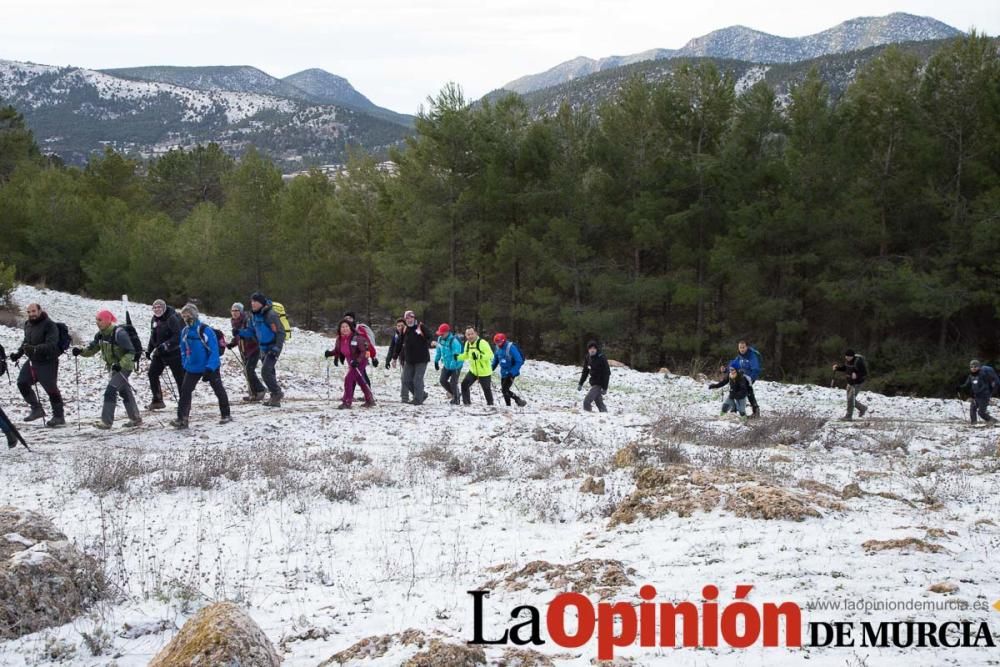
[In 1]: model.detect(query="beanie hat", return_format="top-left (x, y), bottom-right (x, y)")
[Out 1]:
top-left (970, 359), bottom-right (981, 369)
top-left (250, 292), bottom-right (268, 306)
top-left (493, 332), bottom-right (507, 347)
top-left (152, 299), bottom-right (166, 309)
top-left (231, 302), bottom-right (244, 313)
top-left (180, 303), bottom-right (199, 319)
top-left (436, 323), bottom-right (451, 336)
top-left (844, 349), bottom-right (856, 357)
top-left (343, 311), bottom-right (356, 321)
top-left (586, 340), bottom-right (599, 350)
top-left (403, 310), bottom-right (415, 319)
top-left (96, 309), bottom-right (117, 323)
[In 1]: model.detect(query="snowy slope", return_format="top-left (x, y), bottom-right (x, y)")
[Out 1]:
top-left (0, 286), bottom-right (997, 665)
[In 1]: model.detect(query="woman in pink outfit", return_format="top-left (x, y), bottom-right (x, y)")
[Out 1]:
top-left (325, 319), bottom-right (375, 409)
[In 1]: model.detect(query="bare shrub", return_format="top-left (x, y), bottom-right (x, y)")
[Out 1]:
top-left (157, 446), bottom-right (244, 491)
top-left (75, 447), bottom-right (151, 494)
top-left (320, 474), bottom-right (358, 504)
top-left (412, 444), bottom-right (453, 467)
top-left (80, 626), bottom-right (113, 656)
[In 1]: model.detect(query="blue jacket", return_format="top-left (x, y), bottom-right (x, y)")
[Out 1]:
top-left (252, 306), bottom-right (285, 355)
top-left (180, 320), bottom-right (221, 374)
top-left (492, 341), bottom-right (524, 378)
top-left (435, 333), bottom-right (464, 371)
top-left (728, 348), bottom-right (761, 382)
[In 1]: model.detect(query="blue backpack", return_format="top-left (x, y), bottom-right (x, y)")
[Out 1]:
top-left (981, 365), bottom-right (999, 395)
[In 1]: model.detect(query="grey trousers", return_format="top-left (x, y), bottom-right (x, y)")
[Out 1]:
top-left (846, 384), bottom-right (866, 418)
top-left (102, 370), bottom-right (140, 424)
top-left (970, 396), bottom-right (993, 423)
top-left (583, 385), bottom-right (607, 412)
top-left (402, 362), bottom-right (427, 403)
top-left (261, 353), bottom-right (281, 395)
top-left (439, 368), bottom-right (460, 404)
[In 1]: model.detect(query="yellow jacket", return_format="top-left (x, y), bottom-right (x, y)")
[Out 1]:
top-left (458, 337), bottom-right (494, 377)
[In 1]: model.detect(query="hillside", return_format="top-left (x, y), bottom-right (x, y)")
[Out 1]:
top-left (504, 12), bottom-right (961, 94)
top-left (0, 60), bottom-right (412, 170)
top-left (0, 285), bottom-right (997, 665)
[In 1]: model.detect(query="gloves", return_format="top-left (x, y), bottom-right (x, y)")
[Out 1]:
top-left (144, 350), bottom-right (151, 360)
top-left (111, 363), bottom-right (121, 372)
top-left (267, 350), bottom-right (279, 360)
top-left (72, 347), bottom-right (82, 357)
top-left (434, 361), bottom-right (440, 371)
top-left (227, 339), bottom-right (239, 350)
top-left (324, 350), bottom-right (335, 358)
top-left (350, 360), bottom-right (359, 369)
top-left (9, 351), bottom-right (22, 363)
top-left (372, 357), bottom-right (379, 368)
top-left (511, 373), bottom-right (519, 378)
top-left (471, 352), bottom-right (479, 361)
top-left (22, 344), bottom-right (35, 354)
top-left (577, 384), bottom-right (583, 392)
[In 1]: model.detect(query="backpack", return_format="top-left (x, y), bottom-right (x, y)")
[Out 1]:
top-left (196, 324), bottom-right (227, 356)
top-left (749, 346), bottom-right (762, 371)
top-left (981, 365), bottom-right (999, 394)
top-left (504, 342), bottom-right (524, 364)
top-left (269, 302), bottom-right (292, 341)
top-left (115, 324), bottom-right (143, 367)
top-left (55, 322), bottom-right (72, 355)
top-left (357, 322), bottom-right (377, 353)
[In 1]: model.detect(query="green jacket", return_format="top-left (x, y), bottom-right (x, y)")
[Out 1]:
top-left (458, 337), bottom-right (494, 378)
top-left (80, 324), bottom-right (135, 372)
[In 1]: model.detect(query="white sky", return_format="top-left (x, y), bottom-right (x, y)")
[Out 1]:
top-left (2, 0), bottom-right (997, 114)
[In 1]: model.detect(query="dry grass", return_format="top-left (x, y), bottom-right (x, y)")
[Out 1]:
top-left (75, 447), bottom-right (151, 494)
top-left (862, 537), bottom-right (944, 554)
top-left (483, 559), bottom-right (635, 598)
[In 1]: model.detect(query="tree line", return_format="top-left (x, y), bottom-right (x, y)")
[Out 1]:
top-left (0, 34), bottom-right (998, 396)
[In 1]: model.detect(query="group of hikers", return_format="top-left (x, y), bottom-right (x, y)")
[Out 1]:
top-left (0, 296), bottom-right (996, 448)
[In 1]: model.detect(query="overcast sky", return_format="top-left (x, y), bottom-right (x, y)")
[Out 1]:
top-left (2, 0), bottom-right (997, 114)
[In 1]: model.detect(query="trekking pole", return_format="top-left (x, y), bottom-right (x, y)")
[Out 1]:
top-left (325, 358), bottom-right (331, 401)
top-left (27, 361), bottom-right (47, 420)
top-left (164, 370), bottom-right (178, 403)
top-left (74, 356), bottom-right (81, 431)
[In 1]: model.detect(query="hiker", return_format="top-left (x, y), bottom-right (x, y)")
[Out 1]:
top-left (959, 360), bottom-right (997, 425)
top-left (0, 406), bottom-right (20, 448)
top-left (577, 340), bottom-right (610, 413)
top-left (227, 302), bottom-right (267, 402)
top-left (386, 318), bottom-right (406, 369)
top-left (434, 323), bottom-right (463, 405)
top-left (458, 325), bottom-right (494, 406)
top-left (324, 319), bottom-right (375, 409)
top-left (400, 310), bottom-right (431, 404)
top-left (10, 303), bottom-right (65, 427)
top-left (491, 333), bottom-right (527, 407)
top-left (72, 309), bottom-right (142, 429)
top-left (249, 292), bottom-right (285, 407)
top-left (708, 367), bottom-right (751, 420)
top-left (170, 304), bottom-right (231, 429)
top-left (144, 299), bottom-right (184, 410)
top-left (725, 340), bottom-right (761, 418)
top-left (832, 349), bottom-right (868, 421)
top-left (343, 311), bottom-right (379, 369)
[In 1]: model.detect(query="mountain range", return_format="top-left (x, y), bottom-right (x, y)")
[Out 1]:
top-left (503, 12), bottom-right (962, 94)
top-left (0, 13), bottom-right (976, 172)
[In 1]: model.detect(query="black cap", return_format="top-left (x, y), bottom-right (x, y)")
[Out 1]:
top-left (250, 292), bottom-right (267, 306)
top-left (587, 340), bottom-right (599, 350)
top-left (844, 349), bottom-right (855, 357)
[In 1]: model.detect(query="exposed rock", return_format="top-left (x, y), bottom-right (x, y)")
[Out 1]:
top-left (579, 477), bottom-right (606, 495)
top-left (484, 559), bottom-right (635, 598)
top-left (607, 360), bottom-right (627, 368)
top-left (929, 582), bottom-right (958, 594)
top-left (149, 602), bottom-right (280, 667)
top-left (724, 485), bottom-right (822, 521)
top-left (403, 639), bottom-right (485, 666)
top-left (320, 629), bottom-right (427, 665)
top-left (862, 537), bottom-right (944, 554)
top-left (494, 647), bottom-right (556, 666)
top-left (612, 444), bottom-right (639, 469)
top-left (0, 506), bottom-right (106, 639)
top-left (841, 483), bottom-right (864, 499)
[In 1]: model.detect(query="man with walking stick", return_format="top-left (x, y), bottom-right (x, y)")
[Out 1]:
top-left (144, 299), bottom-right (184, 410)
top-left (10, 303), bottom-right (66, 427)
top-left (72, 309), bottom-right (142, 429)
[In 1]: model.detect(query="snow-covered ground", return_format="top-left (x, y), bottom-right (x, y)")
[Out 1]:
top-left (0, 285), bottom-right (998, 666)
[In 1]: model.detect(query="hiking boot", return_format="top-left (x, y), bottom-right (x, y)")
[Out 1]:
top-left (515, 398), bottom-right (527, 407)
top-left (412, 393), bottom-right (428, 406)
top-left (122, 418), bottom-right (143, 428)
top-left (24, 405), bottom-right (45, 422)
top-left (146, 399), bottom-right (166, 410)
top-left (94, 420), bottom-right (112, 430)
top-left (751, 406), bottom-right (760, 419)
top-left (337, 403), bottom-right (351, 410)
top-left (6, 432), bottom-right (18, 448)
top-left (263, 393), bottom-right (282, 407)
top-left (219, 416), bottom-right (232, 425)
top-left (857, 405), bottom-right (868, 418)
top-left (242, 391), bottom-right (267, 403)
top-left (362, 400), bottom-right (376, 409)
top-left (45, 416), bottom-right (66, 428)
top-left (838, 415), bottom-right (853, 422)
top-left (170, 418), bottom-right (189, 429)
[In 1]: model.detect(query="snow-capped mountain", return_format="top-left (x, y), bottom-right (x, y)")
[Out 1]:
top-left (0, 59), bottom-right (413, 170)
top-left (282, 68), bottom-right (413, 126)
top-left (503, 12), bottom-right (962, 94)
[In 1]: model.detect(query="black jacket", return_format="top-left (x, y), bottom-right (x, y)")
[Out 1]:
top-left (959, 371), bottom-right (995, 400)
top-left (401, 322), bottom-right (431, 365)
top-left (20, 313), bottom-right (60, 363)
top-left (710, 373), bottom-right (751, 400)
top-left (387, 331), bottom-right (406, 365)
top-left (835, 356), bottom-right (868, 386)
top-left (147, 306), bottom-right (183, 357)
top-left (579, 350), bottom-right (610, 390)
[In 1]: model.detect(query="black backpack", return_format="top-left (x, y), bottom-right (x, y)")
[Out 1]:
top-left (55, 322), bottom-right (72, 355)
top-left (116, 324), bottom-right (143, 367)
top-left (196, 324), bottom-right (227, 356)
